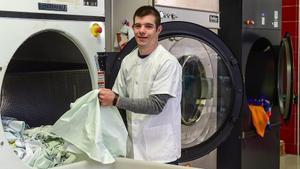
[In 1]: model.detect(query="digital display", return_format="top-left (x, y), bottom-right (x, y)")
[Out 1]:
top-left (84, 0), bottom-right (98, 6)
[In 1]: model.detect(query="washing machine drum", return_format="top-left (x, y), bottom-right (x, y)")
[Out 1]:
top-left (117, 21), bottom-right (243, 162)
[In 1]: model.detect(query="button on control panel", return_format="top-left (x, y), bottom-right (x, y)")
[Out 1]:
top-left (84, 0), bottom-right (98, 6)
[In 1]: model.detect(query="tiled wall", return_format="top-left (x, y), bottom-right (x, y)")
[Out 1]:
top-left (280, 0), bottom-right (299, 154)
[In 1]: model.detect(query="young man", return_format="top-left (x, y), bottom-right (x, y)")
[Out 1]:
top-left (99, 6), bottom-right (182, 164)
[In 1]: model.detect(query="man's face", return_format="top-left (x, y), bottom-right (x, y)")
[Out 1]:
top-left (132, 15), bottom-right (162, 49)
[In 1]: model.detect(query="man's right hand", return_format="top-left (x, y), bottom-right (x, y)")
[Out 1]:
top-left (98, 88), bottom-right (116, 106)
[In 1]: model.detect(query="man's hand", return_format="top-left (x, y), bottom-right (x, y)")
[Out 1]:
top-left (98, 88), bottom-right (115, 106)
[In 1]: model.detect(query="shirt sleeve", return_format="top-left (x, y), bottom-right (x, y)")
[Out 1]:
top-left (150, 59), bottom-right (182, 97)
top-left (116, 94), bottom-right (172, 115)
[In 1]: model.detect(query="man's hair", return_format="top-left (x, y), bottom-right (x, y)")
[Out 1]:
top-left (133, 6), bottom-right (161, 27)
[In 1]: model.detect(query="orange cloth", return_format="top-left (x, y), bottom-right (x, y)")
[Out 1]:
top-left (249, 105), bottom-right (269, 137)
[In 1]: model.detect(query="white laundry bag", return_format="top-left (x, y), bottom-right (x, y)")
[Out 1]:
top-left (51, 89), bottom-right (127, 164)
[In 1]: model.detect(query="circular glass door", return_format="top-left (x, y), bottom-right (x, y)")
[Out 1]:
top-left (159, 22), bottom-right (243, 162)
top-left (160, 37), bottom-right (218, 147)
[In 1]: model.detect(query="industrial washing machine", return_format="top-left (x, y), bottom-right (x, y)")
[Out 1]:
top-left (155, 3), bottom-right (222, 169)
top-left (106, 3), bottom-right (243, 169)
top-left (106, 2), bottom-right (242, 169)
top-left (218, 0), bottom-right (294, 169)
top-left (0, 1), bottom-right (198, 169)
top-left (0, 0), bottom-right (104, 168)
top-left (0, 0), bottom-right (105, 127)
top-left (106, 1), bottom-right (294, 169)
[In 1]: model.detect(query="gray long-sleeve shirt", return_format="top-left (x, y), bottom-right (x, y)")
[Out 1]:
top-left (116, 94), bottom-right (172, 115)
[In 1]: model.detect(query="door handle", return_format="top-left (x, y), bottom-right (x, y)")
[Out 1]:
top-left (293, 95), bottom-right (298, 103)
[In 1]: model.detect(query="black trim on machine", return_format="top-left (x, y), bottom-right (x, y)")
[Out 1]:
top-left (277, 32), bottom-right (294, 121)
top-left (0, 11), bottom-right (105, 21)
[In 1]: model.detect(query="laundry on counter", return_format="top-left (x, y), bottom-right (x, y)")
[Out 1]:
top-left (248, 96), bottom-right (272, 137)
top-left (23, 126), bottom-right (83, 168)
top-left (2, 116), bottom-right (28, 143)
top-left (1, 120), bottom-right (81, 169)
top-left (1, 89), bottom-right (128, 168)
top-left (52, 89), bottom-right (128, 164)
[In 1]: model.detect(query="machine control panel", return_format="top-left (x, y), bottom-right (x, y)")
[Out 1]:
top-left (156, 6), bottom-right (220, 29)
top-left (242, 0), bottom-right (281, 29)
top-left (0, 0), bottom-right (104, 17)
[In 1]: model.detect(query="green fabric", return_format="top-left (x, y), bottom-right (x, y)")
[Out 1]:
top-left (51, 89), bottom-right (127, 164)
top-left (24, 130), bottom-right (78, 169)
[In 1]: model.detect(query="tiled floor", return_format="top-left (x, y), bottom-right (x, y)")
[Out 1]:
top-left (280, 154), bottom-right (300, 169)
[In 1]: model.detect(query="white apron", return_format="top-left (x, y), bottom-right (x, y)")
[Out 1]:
top-left (113, 45), bottom-right (182, 163)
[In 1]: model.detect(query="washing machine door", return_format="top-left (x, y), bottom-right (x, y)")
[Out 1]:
top-left (277, 32), bottom-right (294, 121)
top-left (117, 21), bottom-right (243, 162)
